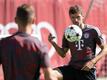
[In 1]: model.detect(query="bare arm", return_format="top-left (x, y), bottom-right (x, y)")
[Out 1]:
top-left (43, 67), bottom-right (63, 80)
top-left (81, 44), bottom-right (107, 71)
top-left (91, 44), bottom-right (107, 64)
top-left (48, 33), bottom-right (68, 57)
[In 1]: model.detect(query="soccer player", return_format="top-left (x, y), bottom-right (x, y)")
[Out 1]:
top-left (48, 5), bottom-right (107, 80)
top-left (0, 4), bottom-right (62, 80)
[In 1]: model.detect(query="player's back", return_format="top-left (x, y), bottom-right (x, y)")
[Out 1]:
top-left (0, 32), bottom-right (43, 80)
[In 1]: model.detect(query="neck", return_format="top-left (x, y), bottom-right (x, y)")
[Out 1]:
top-left (80, 23), bottom-right (85, 29)
top-left (18, 24), bottom-right (32, 34)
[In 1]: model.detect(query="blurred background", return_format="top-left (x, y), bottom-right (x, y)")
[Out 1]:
top-left (0, 0), bottom-right (107, 80)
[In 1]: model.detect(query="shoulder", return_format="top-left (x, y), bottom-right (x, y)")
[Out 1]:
top-left (31, 37), bottom-right (48, 51)
top-left (85, 24), bottom-right (101, 35)
top-left (0, 35), bottom-right (13, 42)
top-left (30, 36), bottom-right (42, 46)
top-left (0, 33), bottom-right (19, 46)
top-left (0, 36), bottom-right (13, 48)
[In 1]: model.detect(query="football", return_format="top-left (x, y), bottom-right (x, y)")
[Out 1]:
top-left (64, 25), bottom-right (82, 42)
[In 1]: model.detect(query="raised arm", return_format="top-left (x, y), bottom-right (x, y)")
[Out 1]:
top-left (48, 33), bottom-right (68, 57)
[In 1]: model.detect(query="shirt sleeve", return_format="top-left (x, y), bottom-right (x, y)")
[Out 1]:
top-left (39, 43), bottom-right (50, 68)
top-left (94, 27), bottom-right (104, 45)
top-left (62, 34), bottom-right (69, 48)
top-left (34, 38), bottom-right (50, 68)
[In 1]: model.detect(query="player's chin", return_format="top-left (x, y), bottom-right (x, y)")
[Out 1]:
top-left (73, 23), bottom-right (79, 26)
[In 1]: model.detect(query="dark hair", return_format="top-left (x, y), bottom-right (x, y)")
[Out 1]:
top-left (69, 5), bottom-right (82, 15)
top-left (16, 4), bottom-right (35, 25)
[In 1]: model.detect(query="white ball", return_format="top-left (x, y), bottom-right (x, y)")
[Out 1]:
top-left (64, 25), bottom-right (82, 42)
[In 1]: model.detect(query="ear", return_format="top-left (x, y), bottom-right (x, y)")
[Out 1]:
top-left (15, 17), bottom-right (18, 23)
top-left (32, 18), bottom-right (36, 24)
top-left (82, 14), bottom-right (84, 18)
top-left (82, 15), bottom-right (84, 18)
